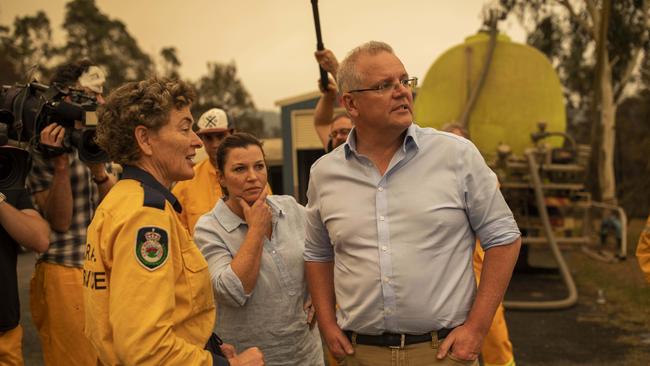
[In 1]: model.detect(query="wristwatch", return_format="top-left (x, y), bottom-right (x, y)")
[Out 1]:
top-left (0, 192), bottom-right (6, 205)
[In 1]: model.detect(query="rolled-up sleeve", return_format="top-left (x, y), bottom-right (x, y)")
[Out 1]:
top-left (461, 143), bottom-right (520, 250)
top-left (303, 169), bottom-right (334, 262)
top-left (193, 216), bottom-right (251, 307)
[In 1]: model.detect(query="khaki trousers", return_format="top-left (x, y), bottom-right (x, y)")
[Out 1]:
top-left (0, 324), bottom-right (24, 366)
top-left (339, 336), bottom-right (479, 366)
top-left (30, 262), bottom-right (98, 365)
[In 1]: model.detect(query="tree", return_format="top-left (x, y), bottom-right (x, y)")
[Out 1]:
top-left (0, 11), bottom-right (54, 85)
top-left (502, 0), bottom-right (650, 203)
top-left (59, 0), bottom-right (153, 91)
top-left (160, 47), bottom-right (181, 79)
top-left (193, 62), bottom-right (265, 137)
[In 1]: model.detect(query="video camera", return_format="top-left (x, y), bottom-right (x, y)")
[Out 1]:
top-left (0, 81), bottom-right (109, 190)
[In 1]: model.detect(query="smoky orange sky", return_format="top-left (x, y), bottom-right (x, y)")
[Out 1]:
top-left (1, 0), bottom-right (526, 110)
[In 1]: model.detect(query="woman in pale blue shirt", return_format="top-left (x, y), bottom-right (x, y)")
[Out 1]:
top-left (194, 133), bottom-right (323, 366)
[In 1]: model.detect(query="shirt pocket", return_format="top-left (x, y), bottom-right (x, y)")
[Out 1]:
top-left (180, 245), bottom-right (214, 313)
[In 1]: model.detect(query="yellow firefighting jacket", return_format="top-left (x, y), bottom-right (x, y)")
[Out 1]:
top-left (637, 215), bottom-right (650, 283)
top-left (83, 166), bottom-right (220, 365)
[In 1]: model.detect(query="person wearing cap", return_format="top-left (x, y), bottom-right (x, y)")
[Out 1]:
top-left (27, 59), bottom-right (116, 365)
top-left (172, 108), bottom-right (270, 236)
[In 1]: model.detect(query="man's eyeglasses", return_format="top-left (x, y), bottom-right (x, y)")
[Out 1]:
top-left (347, 77), bottom-right (418, 94)
top-left (329, 128), bottom-right (351, 139)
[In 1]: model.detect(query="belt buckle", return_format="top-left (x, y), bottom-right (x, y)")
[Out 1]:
top-left (389, 334), bottom-right (406, 349)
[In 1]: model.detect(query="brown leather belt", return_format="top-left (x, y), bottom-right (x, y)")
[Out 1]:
top-left (344, 328), bottom-right (454, 348)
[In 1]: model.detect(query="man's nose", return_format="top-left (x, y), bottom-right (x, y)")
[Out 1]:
top-left (392, 83), bottom-right (410, 97)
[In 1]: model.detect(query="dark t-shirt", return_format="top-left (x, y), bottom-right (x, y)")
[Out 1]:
top-left (0, 188), bottom-right (34, 331)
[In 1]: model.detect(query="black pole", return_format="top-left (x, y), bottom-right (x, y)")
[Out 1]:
top-left (310, 0), bottom-right (329, 92)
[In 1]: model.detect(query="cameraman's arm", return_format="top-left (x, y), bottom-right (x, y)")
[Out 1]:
top-left (33, 123), bottom-right (74, 233)
top-left (86, 163), bottom-right (116, 200)
top-left (0, 194), bottom-right (50, 253)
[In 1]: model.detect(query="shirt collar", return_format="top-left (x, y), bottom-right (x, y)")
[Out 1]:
top-left (344, 123), bottom-right (419, 159)
top-left (122, 165), bottom-right (183, 213)
top-left (214, 196), bottom-right (284, 233)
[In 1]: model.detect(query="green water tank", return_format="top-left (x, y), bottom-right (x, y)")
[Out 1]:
top-left (414, 32), bottom-right (566, 158)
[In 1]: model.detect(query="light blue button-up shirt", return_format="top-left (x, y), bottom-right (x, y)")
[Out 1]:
top-left (304, 123), bottom-right (520, 335)
top-left (194, 195), bottom-right (323, 365)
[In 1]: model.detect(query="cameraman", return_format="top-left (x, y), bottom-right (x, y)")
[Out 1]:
top-left (0, 184), bottom-right (49, 365)
top-left (27, 59), bottom-right (115, 365)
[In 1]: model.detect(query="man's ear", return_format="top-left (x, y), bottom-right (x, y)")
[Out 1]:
top-left (341, 93), bottom-right (359, 118)
top-left (134, 125), bottom-right (154, 156)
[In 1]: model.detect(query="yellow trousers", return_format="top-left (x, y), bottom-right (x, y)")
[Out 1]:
top-left (473, 244), bottom-right (516, 366)
top-left (30, 262), bottom-right (97, 365)
top-left (0, 324), bottom-right (24, 366)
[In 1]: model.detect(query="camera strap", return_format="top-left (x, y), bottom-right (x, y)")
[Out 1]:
top-left (11, 86), bottom-right (30, 143)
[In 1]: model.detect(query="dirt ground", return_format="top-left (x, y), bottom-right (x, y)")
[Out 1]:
top-left (504, 217), bottom-right (650, 365)
top-left (16, 219), bottom-right (650, 365)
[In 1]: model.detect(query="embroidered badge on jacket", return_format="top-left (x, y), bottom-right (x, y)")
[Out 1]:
top-left (136, 226), bottom-right (169, 270)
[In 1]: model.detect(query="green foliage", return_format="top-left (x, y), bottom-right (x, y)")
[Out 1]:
top-left (0, 0), bottom-right (266, 139)
top-left (615, 91), bottom-right (650, 218)
top-left (193, 62), bottom-right (265, 138)
top-left (0, 11), bottom-right (54, 84)
top-left (60, 0), bottom-right (153, 91)
top-left (501, 0), bottom-right (649, 142)
top-left (160, 47), bottom-right (181, 79)
top-left (501, 0), bottom-right (650, 213)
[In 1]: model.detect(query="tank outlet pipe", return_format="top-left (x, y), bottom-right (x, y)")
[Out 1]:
top-left (504, 151), bottom-right (579, 310)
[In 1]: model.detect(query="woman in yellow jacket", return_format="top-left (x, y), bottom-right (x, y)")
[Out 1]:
top-left (83, 77), bottom-right (264, 366)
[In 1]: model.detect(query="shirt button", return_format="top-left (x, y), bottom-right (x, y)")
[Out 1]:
top-left (272, 250), bottom-right (276, 254)
top-left (378, 187), bottom-right (384, 192)
top-left (382, 246), bottom-right (387, 252)
top-left (289, 290), bottom-right (296, 296)
top-left (379, 216), bottom-right (385, 221)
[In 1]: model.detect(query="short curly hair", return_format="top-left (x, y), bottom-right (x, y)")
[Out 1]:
top-left (96, 77), bottom-right (196, 165)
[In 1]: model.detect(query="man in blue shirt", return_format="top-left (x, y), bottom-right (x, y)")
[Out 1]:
top-left (304, 41), bottom-right (522, 366)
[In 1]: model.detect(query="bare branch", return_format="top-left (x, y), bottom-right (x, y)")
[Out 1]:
top-left (557, 0), bottom-right (596, 38)
top-left (614, 0), bottom-right (650, 104)
top-left (614, 49), bottom-right (643, 105)
top-left (584, 0), bottom-right (599, 26)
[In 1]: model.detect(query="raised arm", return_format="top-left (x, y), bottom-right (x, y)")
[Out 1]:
top-left (313, 49), bottom-right (341, 150)
top-left (194, 195), bottom-right (272, 307)
top-left (313, 78), bottom-right (338, 150)
top-left (32, 123), bottom-right (73, 233)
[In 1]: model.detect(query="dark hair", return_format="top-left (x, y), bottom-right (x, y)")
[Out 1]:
top-left (51, 59), bottom-right (95, 87)
top-left (216, 132), bottom-right (265, 173)
top-left (216, 132), bottom-right (265, 197)
top-left (96, 77), bottom-right (196, 165)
